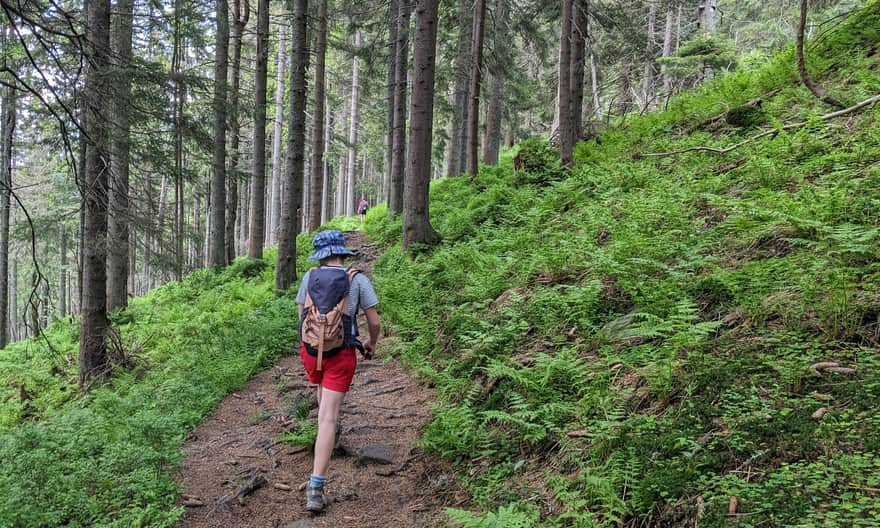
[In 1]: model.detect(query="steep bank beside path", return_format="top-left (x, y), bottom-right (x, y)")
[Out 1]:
top-left (176, 232), bottom-right (455, 528)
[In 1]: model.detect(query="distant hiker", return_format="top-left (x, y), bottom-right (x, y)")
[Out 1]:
top-left (357, 195), bottom-right (369, 223)
top-left (296, 229), bottom-right (380, 513)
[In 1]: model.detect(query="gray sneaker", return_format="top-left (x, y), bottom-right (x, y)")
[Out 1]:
top-left (305, 486), bottom-right (325, 512)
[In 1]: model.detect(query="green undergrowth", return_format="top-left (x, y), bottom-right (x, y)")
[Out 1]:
top-left (0, 233), bottom-right (318, 527)
top-left (369, 7), bottom-right (880, 527)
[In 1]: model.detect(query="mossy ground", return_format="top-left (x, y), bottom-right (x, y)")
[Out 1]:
top-left (366, 5), bottom-right (880, 526)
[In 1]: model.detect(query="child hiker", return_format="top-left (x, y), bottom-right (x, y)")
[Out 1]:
top-left (357, 195), bottom-right (369, 224)
top-left (296, 229), bottom-right (381, 512)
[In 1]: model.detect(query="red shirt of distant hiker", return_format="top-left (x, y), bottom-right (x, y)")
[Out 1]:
top-left (295, 229), bottom-right (380, 513)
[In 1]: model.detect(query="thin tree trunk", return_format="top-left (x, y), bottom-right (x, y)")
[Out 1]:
top-left (10, 256), bottom-right (16, 341)
top-left (321, 99), bottom-right (331, 224)
top-left (79, 0), bottom-right (112, 387)
top-left (662, 5), bottom-right (673, 95)
top-left (641, 1), bottom-right (655, 112)
top-left (388, 1), bottom-right (411, 215)
top-left (269, 26), bottom-right (286, 245)
top-left (558, 0), bottom-right (573, 165)
top-left (307, 0), bottom-right (328, 231)
top-left (249, 0), bottom-right (269, 258)
top-left (384, 0), bottom-right (399, 200)
top-left (59, 231), bottom-right (67, 318)
top-left (107, 0), bottom-right (133, 311)
top-left (275, 0), bottom-right (308, 292)
top-left (447, 0), bottom-right (471, 177)
top-left (0, 25), bottom-right (13, 346)
top-left (464, 0), bottom-right (487, 176)
top-left (173, 3), bottom-right (186, 280)
top-left (702, 0), bottom-right (716, 33)
top-left (345, 31), bottom-right (362, 216)
top-left (796, 0), bottom-right (842, 108)
top-left (210, 0), bottom-right (230, 268)
top-left (403, 0), bottom-right (440, 249)
top-left (226, 0), bottom-right (249, 264)
top-left (570, 0), bottom-right (587, 141)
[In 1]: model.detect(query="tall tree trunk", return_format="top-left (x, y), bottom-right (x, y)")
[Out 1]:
top-left (79, 0), bottom-right (112, 387)
top-left (641, 1), bottom-right (655, 112)
top-left (447, 0), bottom-right (471, 177)
top-left (388, 1), bottom-right (411, 215)
top-left (796, 0), bottom-right (842, 108)
top-left (701, 0), bottom-right (716, 33)
top-left (210, 0), bottom-right (230, 268)
top-left (589, 44), bottom-right (599, 115)
top-left (107, 0), bottom-right (133, 312)
top-left (307, 0), bottom-right (328, 231)
top-left (384, 0), bottom-right (399, 200)
top-left (59, 231), bottom-right (67, 318)
top-left (481, 0), bottom-right (507, 166)
top-left (321, 99), bottom-right (331, 224)
top-left (662, 5), bottom-right (674, 95)
top-left (173, 1), bottom-right (186, 280)
top-left (10, 256), bottom-right (16, 341)
top-left (570, 0), bottom-right (587, 141)
top-left (0, 25), bottom-right (13, 347)
top-left (464, 0), bottom-right (487, 176)
top-left (345, 31), bottom-right (362, 216)
top-left (249, 0), bottom-right (270, 257)
top-left (269, 26), bottom-right (286, 245)
top-left (558, 0), bottom-right (574, 165)
top-left (403, 0), bottom-right (441, 249)
top-left (226, 0), bottom-right (249, 264)
top-left (275, 0), bottom-right (308, 292)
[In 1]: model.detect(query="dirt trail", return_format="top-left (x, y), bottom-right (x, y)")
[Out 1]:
top-left (176, 232), bottom-right (457, 528)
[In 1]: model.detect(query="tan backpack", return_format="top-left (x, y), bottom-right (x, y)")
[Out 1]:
top-left (300, 268), bottom-right (360, 370)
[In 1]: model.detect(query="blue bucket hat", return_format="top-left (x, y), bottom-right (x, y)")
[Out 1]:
top-left (308, 230), bottom-right (356, 261)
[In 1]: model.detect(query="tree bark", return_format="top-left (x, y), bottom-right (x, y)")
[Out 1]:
top-left (481, 0), bottom-right (508, 166)
top-left (447, 0), bottom-right (471, 177)
top-left (641, 1), bottom-right (655, 112)
top-left (464, 0), bottom-right (487, 176)
top-left (662, 5), bottom-right (674, 95)
top-left (796, 0), bottom-right (842, 108)
top-left (701, 0), bottom-right (716, 33)
top-left (269, 25), bottom-right (286, 245)
top-left (249, 0), bottom-right (269, 257)
top-left (59, 230), bottom-right (67, 318)
top-left (344, 31), bottom-right (362, 217)
top-left (403, 0), bottom-right (440, 249)
top-left (79, 0), bottom-right (112, 387)
top-left (226, 0), bottom-right (249, 263)
top-left (321, 100), bottom-right (331, 224)
top-left (107, 0), bottom-right (134, 311)
top-left (210, 0), bottom-right (230, 268)
top-left (558, 0), bottom-right (574, 165)
top-left (275, 0), bottom-right (308, 292)
top-left (384, 0), bottom-right (399, 202)
top-left (0, 24), bottom-right (14, 347)
top-left (388, 1), bottom-right (411, 215)
top-left (307, 0), bottom-right (328, 232)
top-left (570, 0), bottom-right (587, 141)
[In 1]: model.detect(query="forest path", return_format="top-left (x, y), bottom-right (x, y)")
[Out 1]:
top-left (175, 232), bottom-right (455, 528)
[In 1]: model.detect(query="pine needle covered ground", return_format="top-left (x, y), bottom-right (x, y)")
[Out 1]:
top-left (366, 5), bottom-right (880, 526)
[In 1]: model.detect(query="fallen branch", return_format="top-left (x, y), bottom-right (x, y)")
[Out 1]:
top-left (639, 94), bottom-right (880, 158)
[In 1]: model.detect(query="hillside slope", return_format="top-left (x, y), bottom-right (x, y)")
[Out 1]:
top-left (367, 6), bottom-right (880, 527)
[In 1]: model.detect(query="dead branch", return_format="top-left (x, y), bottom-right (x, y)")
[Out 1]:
top-left (639, 94), bottom-right (880, 158)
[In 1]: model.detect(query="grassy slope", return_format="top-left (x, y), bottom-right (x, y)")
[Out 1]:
top-left (367, 7), bottom-right (880, 527)
top-left (0, 222), bottom-right (341, 527)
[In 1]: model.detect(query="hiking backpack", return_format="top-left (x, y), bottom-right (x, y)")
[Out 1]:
top-left (300, 267), bottom-right (361, 370)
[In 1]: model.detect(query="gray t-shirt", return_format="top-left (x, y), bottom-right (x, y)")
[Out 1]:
top-left (296, 266), bottom-right (379, 336)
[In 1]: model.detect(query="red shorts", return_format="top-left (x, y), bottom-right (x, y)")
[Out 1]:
top-left (300, 343), bottom-right (357, 393)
